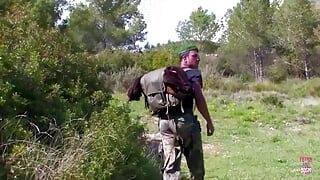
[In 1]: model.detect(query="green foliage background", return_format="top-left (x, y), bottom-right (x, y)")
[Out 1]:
top-left (1, 0), bottom-right (320, 179)
top-left (0, 1), bottom-right (158, 179)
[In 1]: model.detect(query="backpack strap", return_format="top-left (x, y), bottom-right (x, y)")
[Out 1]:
top-left (165, 93), bottom-right (170, 118)
top-left (180, 101), bottom-right (184, 114)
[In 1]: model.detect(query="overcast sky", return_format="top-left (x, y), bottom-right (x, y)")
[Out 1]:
top-left (138, 0), bottom-right (240, 45)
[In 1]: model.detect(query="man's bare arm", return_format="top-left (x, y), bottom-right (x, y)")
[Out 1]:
top-left (193, 82), bottom-right (214, 136)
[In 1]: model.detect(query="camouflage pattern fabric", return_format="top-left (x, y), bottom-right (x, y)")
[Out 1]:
top-left (159, 113), bottom-right (204, 180)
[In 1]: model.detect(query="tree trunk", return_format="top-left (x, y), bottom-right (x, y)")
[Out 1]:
top-left (253, 50), bottom-right (258, 81)
top-left (253, 49), bottom-right (264, 82)
top-left (304, 54), bottom-right (310, 79)
top-left (258, 48), bottom-right (264, 81)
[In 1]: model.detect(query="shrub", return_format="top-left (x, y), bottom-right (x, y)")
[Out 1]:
top-left (250, 81), bottom-right (280, 92)
top-left (261, 95), bottom-right (284, 108)
top-left (1, 2), bottom-right (160, 179)
top-left (239, 71), bottom-right (254, 83)
top-left (271, 135), bottom-right (282, 143)
top-left (221, 78), bottom-right (248, 92)
top-left (82, 100), bottom-right (161, 179)
top-left (0, 2), bottom-right (112, 177)
top-left (203, 76), bottom-right (247, 93)
top-left (266, 63), bottom-right (288, 83)
top-left (203, 75), bottom-right (222, 90)
top-left (288, 78), bottom-right (320, 97)
top-left (92, 50), bottom-right (142, 73)
top-left (7, 136), bottom-right (86, 179)
top-left (138, 48), bottom-right (177, 71)
top-left (216, 58), bottom-right (235, 77)
top-left (6, 100), bottom-right (161, 179)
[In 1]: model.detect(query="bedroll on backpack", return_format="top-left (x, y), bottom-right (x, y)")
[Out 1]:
top-left (140, 66), bottom-right (193, 115)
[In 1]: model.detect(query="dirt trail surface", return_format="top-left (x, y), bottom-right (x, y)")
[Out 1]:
top-left (143, 133), bottom-right (221, 156)
top-left (293, 97), bottom-right (320, 106)
top-left (230, 91), bottom-right (320, 106)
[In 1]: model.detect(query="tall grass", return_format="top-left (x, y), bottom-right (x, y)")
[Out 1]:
top-left (8, 136), bottom-right (86, 179)
top-left (202, 76), bottom-right (320, 98)
top-left (4, 100), bottom-right (161, 179)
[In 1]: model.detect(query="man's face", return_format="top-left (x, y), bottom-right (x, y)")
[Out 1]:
top-left (186, 50), bottom-right (200, 69)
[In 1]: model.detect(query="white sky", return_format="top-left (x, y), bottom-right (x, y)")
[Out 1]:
top-left (138, 0), bottom-right (240, 45)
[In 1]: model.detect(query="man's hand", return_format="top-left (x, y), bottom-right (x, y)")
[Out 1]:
top-left (206, 121), bottom-right (214, 136)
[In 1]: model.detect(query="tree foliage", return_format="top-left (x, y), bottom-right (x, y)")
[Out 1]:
top-left (31, 0), bottom-right (67, 28)
top-left (67, 0), bottom-right (147, 52)
top-left (176, 7), bottom-right (219, 42)
top-left (0, 0), bottom-right (157, 179)
top-left (226, 0), bottom-right (272, 52)
top-left (218, 0), bottom-right (320, 80)
top-left (272, 0), bottom-right (319, 78)
top-left (220, 0), bottom-right (274, 80)
top-left (0, 2), bottom-right (111, 177)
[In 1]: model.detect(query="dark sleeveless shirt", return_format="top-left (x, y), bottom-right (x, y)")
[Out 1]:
top-left (182, 68), bottom-right (203, 112)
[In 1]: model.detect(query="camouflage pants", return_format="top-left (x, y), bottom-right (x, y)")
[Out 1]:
top-left (159, 113), bottom-right (204, 180)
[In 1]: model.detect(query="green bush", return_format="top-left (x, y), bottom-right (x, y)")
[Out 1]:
top-left (7, 136), bottom-right (86, 179)
top-left (1, 1), bottom-right (160, 179)
top-left (5, 100), bottom-right (161, 179)
top-left (138, 48), bottom-right (177, 71)
top-left (266, 63), bottom-right (288, 83)
top-left (92, 50), bottom-right (142, 73)
top-left (261, 95), bottom-right (284, 108)
top-left (250, 81), bottom-right (280, 92)
top-left (203, 75), bottom-right (222, 90)
top-left (222, 78), bottom-right (247, 92)
top-left (288, 78), bottom-right (320, 97)
top-left (0, 2), bottom-right (112, 177)
top-left (271, 135), bottom-right (282, 143)
top-left (239, 72), bottom-right (254, 83)
top-left (82, 100), bottom-right (161, 179)
top-left (204, 76), bottom-right (247, 92)
top-left (216, 58), bottom-right (235, 77)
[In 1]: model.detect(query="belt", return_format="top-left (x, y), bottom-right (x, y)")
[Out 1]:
top-left (158, 114), bottom-right (176, 120)
top-left (157, 107), bottom-right (194, 120)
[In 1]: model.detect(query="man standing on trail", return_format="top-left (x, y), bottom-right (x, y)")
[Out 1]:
top-left (159, 45), bottom-right (215, 180)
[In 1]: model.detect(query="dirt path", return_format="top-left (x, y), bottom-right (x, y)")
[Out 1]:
top-left (143, 133), bottom-right (222, 157)
top-left (291, 97), bottom-right (320, 106)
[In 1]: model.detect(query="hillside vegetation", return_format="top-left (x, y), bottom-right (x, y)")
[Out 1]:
top-left (1, 0), bottom-right (320, 179)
